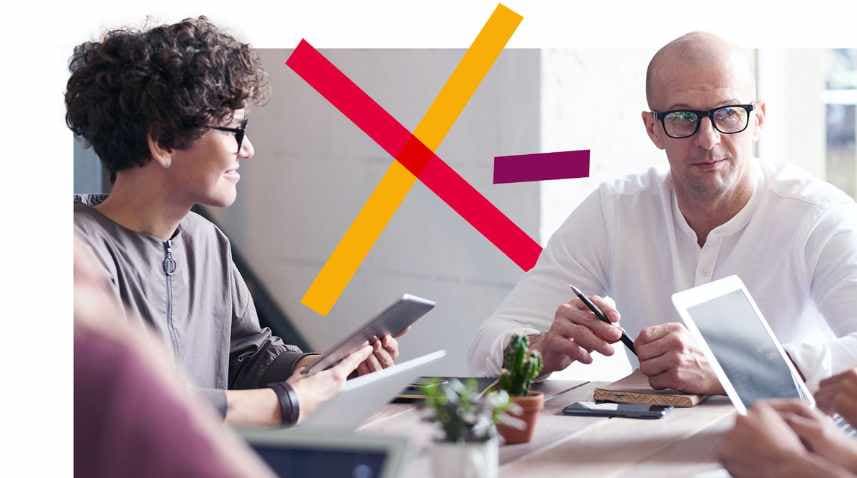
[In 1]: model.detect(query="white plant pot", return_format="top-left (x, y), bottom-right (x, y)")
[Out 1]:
top-left (430, 436), bottom-right (498, 478)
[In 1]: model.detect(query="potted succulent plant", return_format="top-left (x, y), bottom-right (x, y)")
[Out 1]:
top-left (495, 334), bottom-right (544, 444)
top-left (421, 378), bottom-right (516, 478)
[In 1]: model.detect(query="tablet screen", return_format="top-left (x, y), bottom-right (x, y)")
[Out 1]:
top-left (687, 289), bottom-right (802, 406)
top-left (252, 444), bottom-right (387, 478)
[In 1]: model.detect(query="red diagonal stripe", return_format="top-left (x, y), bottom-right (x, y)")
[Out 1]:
top-left (286, 40), bottom-right (542, 270)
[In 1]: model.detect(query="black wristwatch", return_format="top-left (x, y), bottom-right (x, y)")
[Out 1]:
top-left (268, 382), bottom-right (300, 425)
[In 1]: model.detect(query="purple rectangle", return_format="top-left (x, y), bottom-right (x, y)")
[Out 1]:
top-left (493, 150), bottom-right (590, 184)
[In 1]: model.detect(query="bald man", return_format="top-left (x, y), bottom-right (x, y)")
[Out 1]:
top-left (470, 33), bottom-right (857, 394)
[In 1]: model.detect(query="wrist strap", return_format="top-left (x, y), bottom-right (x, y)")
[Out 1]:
top-left (268, 382), bottom-right (300, 425)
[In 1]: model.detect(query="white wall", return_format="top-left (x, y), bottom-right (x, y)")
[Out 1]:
top-left (539, 49), bottom-right (663, 382)
top-left (74, 138), bottom-right (106, 194)
top-left (539, 49), bottom-right (665, 244)
top-left (757, 49), bottom-right (826, 176)
top-left (209, 49), bottom-right (542, 376)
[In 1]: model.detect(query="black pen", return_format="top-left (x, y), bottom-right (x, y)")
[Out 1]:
top-left (568, 284), bottom-right (637, 357)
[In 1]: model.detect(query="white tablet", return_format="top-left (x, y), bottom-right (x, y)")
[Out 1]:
top-left (306, 294), bottom-right (436, 376)
top-left (671, 275), bottom-right (814, 415)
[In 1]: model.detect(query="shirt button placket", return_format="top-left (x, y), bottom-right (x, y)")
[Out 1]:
top-left (696, 236), bottom-right (719, 284)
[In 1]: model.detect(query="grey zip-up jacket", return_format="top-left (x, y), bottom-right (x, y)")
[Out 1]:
top-left (74, 195), bottom-right (309, 417)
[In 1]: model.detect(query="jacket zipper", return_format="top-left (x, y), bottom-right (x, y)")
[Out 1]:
top-left (163, 240), bottom-right (180, 353)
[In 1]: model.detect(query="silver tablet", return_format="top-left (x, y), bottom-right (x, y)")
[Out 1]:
top-left (305, 294), bottom-right (435, 376)
top-left (671, 275), bottom-right (814, 415)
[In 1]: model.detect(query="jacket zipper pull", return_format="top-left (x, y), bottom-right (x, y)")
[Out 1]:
top-left (163, 240), bottom-right (176, 276)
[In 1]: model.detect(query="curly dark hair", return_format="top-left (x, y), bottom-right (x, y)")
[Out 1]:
top-left (65, 16), bottom-right (270, 176)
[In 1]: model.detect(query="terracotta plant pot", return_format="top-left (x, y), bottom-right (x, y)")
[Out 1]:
top-left (496, 391), bottom-right (544, 445)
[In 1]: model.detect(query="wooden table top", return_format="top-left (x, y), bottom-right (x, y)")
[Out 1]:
top-left (359, 380), bottom-right (736, 477)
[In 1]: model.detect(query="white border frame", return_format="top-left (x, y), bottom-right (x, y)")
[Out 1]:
top-left (29, 4), bottom-right (857, 477)
top-left (671, 275), bottom-right (814, 415)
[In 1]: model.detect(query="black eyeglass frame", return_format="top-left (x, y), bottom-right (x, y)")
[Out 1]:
top-left (652, 104), bottom-right (755, 139)
top-left (208, 118), bottom-right (248, 154)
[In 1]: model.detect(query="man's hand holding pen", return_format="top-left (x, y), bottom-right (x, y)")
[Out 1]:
top-left (528, 294), bottom-right (625, 375)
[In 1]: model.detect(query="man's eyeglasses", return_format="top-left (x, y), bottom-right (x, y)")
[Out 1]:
top-left (208, 118), bottom-right (248, 154)
top-left (652, 104), bottom-right (755, 139)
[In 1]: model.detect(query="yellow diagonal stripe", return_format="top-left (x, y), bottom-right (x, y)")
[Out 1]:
top-left (302, 4), bottom-right (522, 315)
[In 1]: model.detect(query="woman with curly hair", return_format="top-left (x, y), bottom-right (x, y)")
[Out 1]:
top-left (69, 16), bottom-right (400, 427)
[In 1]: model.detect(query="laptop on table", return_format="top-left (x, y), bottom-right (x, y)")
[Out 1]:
top-left (300, 350), bottom-right (446, 430)
top-left (239, 428), bottom-right (409, 478)
top-left (237, 350), bottom-right (446, 477)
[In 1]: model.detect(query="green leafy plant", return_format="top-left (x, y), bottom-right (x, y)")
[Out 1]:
top-left (421, 378), bottom-right (512, 443)
top-left (498, 335), bottom-right (543, 396)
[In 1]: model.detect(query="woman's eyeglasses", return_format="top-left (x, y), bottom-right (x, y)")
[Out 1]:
top-left (208, 118), bottom-right (248, 154)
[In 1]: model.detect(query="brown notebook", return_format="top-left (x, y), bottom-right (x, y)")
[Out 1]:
top-left (593, 369), bottom-right (705, 408)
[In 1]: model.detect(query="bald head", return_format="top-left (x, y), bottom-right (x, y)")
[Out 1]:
top-left (645, 32), bottom-right (756, 109)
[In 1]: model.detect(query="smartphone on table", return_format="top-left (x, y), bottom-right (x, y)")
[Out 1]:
top-left (562, 401), bottom-right (671, 419)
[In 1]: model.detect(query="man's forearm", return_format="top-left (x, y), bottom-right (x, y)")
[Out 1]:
top-left (760, 454), bottom-right (857, 478)
top-left (224, 389), bottom-right (281, 427)
top-left (781, 455), bottom-right (856, 478)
